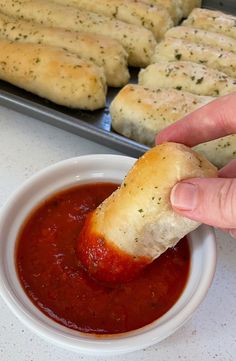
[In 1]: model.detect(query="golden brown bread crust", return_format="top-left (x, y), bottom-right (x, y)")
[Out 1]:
top-left (86, 143), bottom-right (217, 261)
top-left (0, 12), bottom-right (129, 87)
top-left (0, 39), bottom-right (107, 109)
top-left (110, 84), bottom-right (212, 146)
top-left (0, 0), bottom-right (156, 67)
top-left (53, 0), bottom-right (173, 40)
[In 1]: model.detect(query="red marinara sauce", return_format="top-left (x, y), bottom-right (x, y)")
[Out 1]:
top-left (16, 183), bottom-right (190, 334)
top-left (78, 212), bottom-right (151, 284)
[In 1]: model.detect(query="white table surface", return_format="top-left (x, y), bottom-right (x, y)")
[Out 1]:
top-left (0, 106), bottom-right (235, 361)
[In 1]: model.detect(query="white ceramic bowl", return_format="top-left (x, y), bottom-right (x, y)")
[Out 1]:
top-left (0, 154), bottom-right (216, 355)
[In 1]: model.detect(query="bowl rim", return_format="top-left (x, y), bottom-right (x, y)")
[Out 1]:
top-left (0, 154), bottom-right (217, 355)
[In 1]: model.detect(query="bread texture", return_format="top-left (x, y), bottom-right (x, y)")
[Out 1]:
top-left (139, 61), bottom-right (236, 96)
top-left (53, 0), bottom-right (173, 40)
top-left (140, 0), bottom-right (201, 23)
top-left (152, 38), bottom-right (236, 78)
top-left (139, 0), bottom-right (184, 24)
top-left (184, 8), bottom-right (236, 39)
top-left (194, 135), bottom-right (236, 168)
top-left (0, 0), bottom-right (156, 67)
top-left (0, 39), bottom-right (106, 109)
top-left (0, 12), bottom-right (129, 87)
top-left (165, 26), bottom-right (236, 55)
top-left (110, 84), bottom-right (212, 146)
top-left (78, 143), bottom-right (217, 282)
top-left (181, 0), bottom-right (202, 17)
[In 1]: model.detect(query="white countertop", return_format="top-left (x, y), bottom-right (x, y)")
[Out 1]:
top-left (0, 106), bottom-right (235, 361)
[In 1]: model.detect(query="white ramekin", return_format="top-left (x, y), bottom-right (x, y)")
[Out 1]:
top-left (0, 154), bottom-right (216, 355)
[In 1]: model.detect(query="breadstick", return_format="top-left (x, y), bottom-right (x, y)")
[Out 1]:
top-left (78, 143), bottom-right (217, 283)
top-left (152, 38), bottom-right (236, 78)
top-left (194, 135), bottom-right (236, 168)
top-left (140, 0), bottom-right (201, 23)
top-left (139, 0), bottom-right (184, 24)
top-left (0, 0), bottom-right (156, 67)
top-left (53, 0), bottom-right (173, 40)
top-left (0, 39), bottom-right (106, 110)
top-left (110, 84), bottom-right (213, 146)
top-left (184, 8), bottom-right (236, 39)
top-left (0, 12), bottom-right (129, 87)
top-left (165, 26), bottom-right (236, 55)
top-left (139, 61), bottom-right (236, 96)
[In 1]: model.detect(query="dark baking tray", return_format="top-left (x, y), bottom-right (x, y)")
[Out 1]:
top-left (0, 0), bottom-right (235, 157)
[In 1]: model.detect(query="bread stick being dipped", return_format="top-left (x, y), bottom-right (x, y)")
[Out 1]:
top-left (77, 143), bottom-right (217, 283)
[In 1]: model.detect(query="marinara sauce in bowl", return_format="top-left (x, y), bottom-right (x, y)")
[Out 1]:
top-left (0, 155), bottom-right (216, 355)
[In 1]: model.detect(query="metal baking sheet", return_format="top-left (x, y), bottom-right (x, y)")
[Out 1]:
top-left (0, 0), bottom-right (235, 157)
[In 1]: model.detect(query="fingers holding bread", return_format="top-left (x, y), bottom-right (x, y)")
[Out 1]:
top-left (78, 142), bottom-right (217, 283)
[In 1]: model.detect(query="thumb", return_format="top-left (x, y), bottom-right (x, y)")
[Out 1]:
top-left (170, 178), bottom-right (236, 229)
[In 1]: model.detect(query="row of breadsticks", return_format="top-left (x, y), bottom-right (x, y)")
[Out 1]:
top-left (110, 8), bottom-right (236, 168)
top-left (0, 0), bottom-right (200, 109)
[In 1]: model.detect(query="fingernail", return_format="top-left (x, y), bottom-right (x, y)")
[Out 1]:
top-left (171, 182), bottom-right (198, 211)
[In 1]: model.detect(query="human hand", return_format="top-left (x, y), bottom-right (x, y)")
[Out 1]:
top-left (156, 92), bottom-right (236, 237)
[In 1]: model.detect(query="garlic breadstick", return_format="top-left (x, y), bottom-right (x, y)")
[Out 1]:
top-left (194, 135), bottom-right (236, 168)
top-left (184, 8), bottom-right (236, 39)
top-left (0, 12), bottom-right (129, 87)
top-left (165, 26), bottom-right (236, 55)
top-left (0, 0), bottom-right (156, 67)
top-left (140, 0), bottom-right (184, 24)
top-left (78, 142), bottom-right (217, 283)
top-left (139, 61), bottom-right (236, 96)
top-left (0, 39), bottom-right (107, 110)
top-left (152, 38), bottom-right (236, 78)
top-left (140, 0), bottom-right (201, 23)
top-left (53, 0), bottom-right (173, 40)
top-left (110, 84), bottom-right (212, 146)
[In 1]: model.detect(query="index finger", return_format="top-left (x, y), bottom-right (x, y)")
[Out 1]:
top-left (156, 92), bottom-right (236, 147)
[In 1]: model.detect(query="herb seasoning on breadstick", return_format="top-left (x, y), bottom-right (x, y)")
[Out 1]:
top-left (0, 12), bottom-right (129, 87)
top-left (53, 0), bottom-right (173, 40)
top-left (0, 0), bottom-right (156, 67)
top-left (0, 39), bottom-right (107, 110)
